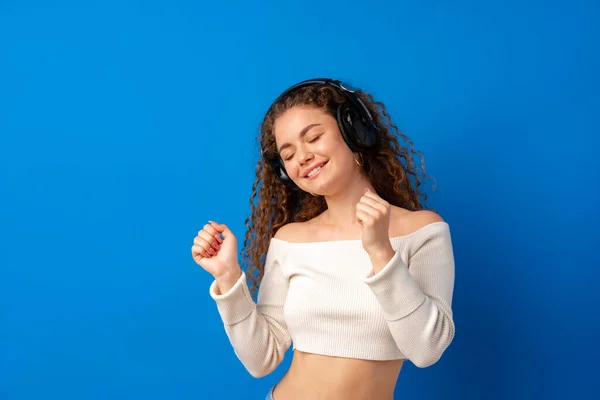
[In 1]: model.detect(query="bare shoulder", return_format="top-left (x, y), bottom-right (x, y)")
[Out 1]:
top-left (273, 221), bottom-right (310, 242)
top-left (273, 215), bottom-right (332, 242)
top-left (407, 209), bottom-right (445, 227)
top-left (390, 206), bottom-right (445, 236)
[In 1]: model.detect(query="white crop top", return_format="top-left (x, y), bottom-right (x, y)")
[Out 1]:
top-left (209, 221), bottom-right (456, 378)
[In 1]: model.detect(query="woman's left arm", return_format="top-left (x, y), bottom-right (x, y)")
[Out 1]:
top-left (364, 222), bottom-right (456, 368)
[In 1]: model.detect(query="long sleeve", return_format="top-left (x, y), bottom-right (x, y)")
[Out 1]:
top-left (209, 240), bottom-right (292, 378)
top-left (363, 223), bottom-right (456, 368)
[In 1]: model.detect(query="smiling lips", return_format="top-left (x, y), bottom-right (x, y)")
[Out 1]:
top-left (304, 162), bottom-right (327, 180)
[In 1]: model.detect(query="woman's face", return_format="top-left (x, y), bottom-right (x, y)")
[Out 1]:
top-left (273, 105), bottom-right (359, 195)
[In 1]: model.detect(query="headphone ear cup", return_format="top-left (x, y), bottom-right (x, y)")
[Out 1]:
top-left (275, 162), bottom-right (291, 183)
top-left (265, 154), bottom-right (302, 191)
top-left (337, 104), bottom-right (378, 151)
top-left (266, 156), bottom-right (288, 182)
top-left (337, 104), bottom-right (361, 152)
top-left (354, 117), bottom-right (377, 148)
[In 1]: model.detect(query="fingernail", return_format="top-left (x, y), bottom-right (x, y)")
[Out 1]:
top-left (209, 248), bottom-right (216, 256)
top-left (215, 234), bottom-right (223, 244)
top-left (208, 220), bottom-right (216, 225)
top-left (212, 241), bottom-right (219, 251)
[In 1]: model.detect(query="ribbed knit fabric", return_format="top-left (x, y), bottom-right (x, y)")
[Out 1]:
top-left (209, 221), bottom-right (456, 378)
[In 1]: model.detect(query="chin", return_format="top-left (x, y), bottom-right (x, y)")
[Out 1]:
top-left (300, 178), bottom-right (343, 197)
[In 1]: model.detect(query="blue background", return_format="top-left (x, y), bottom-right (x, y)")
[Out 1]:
top-left (1, 0), bottom-right (599, 399)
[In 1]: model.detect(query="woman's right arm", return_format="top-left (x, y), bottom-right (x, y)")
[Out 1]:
top-left (192, 221), bottom-right (291, 377)
top-left (208, 239), bottom-right (292, 378)
top-left (209, 242), bottom-right (291, 378)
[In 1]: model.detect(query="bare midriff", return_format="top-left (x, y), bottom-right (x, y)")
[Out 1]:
top-left (272, 350), bottom-right (404, 400)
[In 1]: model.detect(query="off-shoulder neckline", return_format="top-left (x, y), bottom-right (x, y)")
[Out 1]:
top-left (270, 221), bottom-right (449, 245)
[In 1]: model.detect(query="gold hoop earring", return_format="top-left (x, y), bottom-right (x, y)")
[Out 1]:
top-left (354, 152), bottom-right (364, 167)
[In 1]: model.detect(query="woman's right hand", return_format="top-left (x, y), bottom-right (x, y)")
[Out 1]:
top-left (191, 221), bottom-right (241, 283)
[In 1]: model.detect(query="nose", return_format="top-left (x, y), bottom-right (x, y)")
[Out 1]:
top-left (297, 147), bottom-right (314, 165)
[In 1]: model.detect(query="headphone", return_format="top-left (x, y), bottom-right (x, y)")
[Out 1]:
top-left (260, 78), bottom-right (379, 190)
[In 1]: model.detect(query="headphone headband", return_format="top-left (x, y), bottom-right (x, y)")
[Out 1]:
top-left (264, 78), bottom-right (374, 123)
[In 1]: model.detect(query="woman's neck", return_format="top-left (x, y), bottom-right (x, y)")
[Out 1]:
top-left (318, 177), bottom-right (375, 229)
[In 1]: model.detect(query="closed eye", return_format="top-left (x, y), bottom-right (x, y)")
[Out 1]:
top-left (282, 134), bottom-right (323, 161)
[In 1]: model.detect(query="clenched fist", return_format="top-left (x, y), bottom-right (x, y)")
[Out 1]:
top-left (356, 188), bottom-right (394, 258)
top-left (191, 221), bottom-right (242, 287)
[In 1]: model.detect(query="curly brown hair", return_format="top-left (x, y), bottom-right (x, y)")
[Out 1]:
top-left (240, 83), bottom-right (437, 300)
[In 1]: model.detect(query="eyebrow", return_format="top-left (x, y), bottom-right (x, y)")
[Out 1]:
top-left (278, 124), bottom-right (321, 153)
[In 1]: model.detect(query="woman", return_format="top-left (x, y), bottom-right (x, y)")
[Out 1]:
top-left (191, 78), bottom-right (456, 400)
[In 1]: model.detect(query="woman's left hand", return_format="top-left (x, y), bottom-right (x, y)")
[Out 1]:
top-left (356, 188), bottom-right (395, 260)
